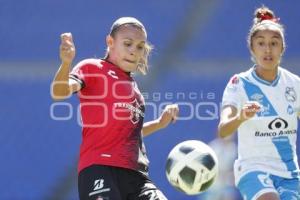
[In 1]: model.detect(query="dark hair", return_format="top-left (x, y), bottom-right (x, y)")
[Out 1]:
top-left (247, 6), bottom-right (285, 60)
top-left (105, 17), bottom-right (153, 75)
top-left (253, 6), bottom-right (276, 24)
top-left (109, 17), bottom-right (147, 37)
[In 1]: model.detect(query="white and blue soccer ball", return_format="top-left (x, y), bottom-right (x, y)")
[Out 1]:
top-left (165, 140), bottom-right (218, 195)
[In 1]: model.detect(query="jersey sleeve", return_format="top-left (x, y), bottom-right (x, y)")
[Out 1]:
top-left (69, 59), bottom-right (101, 90)
top-left (221, 74), bottom-right (244, 109)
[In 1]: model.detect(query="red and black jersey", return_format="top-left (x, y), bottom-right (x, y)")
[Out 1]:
top-left (70, 59), bottom-right (149, 175)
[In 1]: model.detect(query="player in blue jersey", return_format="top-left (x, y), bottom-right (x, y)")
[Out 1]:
top-left (218, 6), bottom-right (300, 200)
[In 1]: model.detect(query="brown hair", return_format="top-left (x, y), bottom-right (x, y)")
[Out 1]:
top-left (106, 18), bottom-right (153, 75)
top-left (247, 6), bottom-right (285, 53)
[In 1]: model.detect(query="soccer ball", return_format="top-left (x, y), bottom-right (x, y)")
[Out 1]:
top-left (165, 140), bottom-right (218, 195)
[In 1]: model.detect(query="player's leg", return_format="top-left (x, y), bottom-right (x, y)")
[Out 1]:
top-left (133, 181), bottom-right (167, 200)
top-left (78, 165), bottom-right (122, 200)
top-left (237, 171), bottom-right (279, 200)
top-left (256, 193), bottom-right (279, 200)
top-left (275, 176), bottom-right (300, 200)
top-left (117, 168), bottom-right (167, 200)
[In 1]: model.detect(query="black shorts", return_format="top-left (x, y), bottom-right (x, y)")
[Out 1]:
top-left (78, 165), bottom-right (167, 200)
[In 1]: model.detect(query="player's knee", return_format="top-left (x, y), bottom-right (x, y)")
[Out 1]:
top-left (257, 192), bottom-right (280, 200)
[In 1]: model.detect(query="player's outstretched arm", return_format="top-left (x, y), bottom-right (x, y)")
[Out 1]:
top-left (218, 101), bottom-right (261, 138)
top-left (142, 104), bottom-right (179, 137)
top-left (51, 33), bottom-right (80, 101)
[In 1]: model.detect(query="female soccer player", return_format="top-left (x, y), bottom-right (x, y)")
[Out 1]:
top-left (51, 17), bottom-right (179, 200)
top-left (218, 6), bottom-right (300, 200)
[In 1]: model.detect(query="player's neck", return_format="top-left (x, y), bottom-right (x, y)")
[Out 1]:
top-left (254, 65), bottom-right (278, 83)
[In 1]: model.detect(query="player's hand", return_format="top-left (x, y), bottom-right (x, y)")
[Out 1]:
top-left (60, 33), bottom-right (75, 65)
top-left (158, 104), bottom-right (179, 129)
top-left (239, 101), bottom-right (261, 121)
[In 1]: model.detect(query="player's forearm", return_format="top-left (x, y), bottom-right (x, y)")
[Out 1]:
top-left (142, 119), bottom-right (163, 137)
top-left (218, 115), bottom-right (244, 138)
top-left (51, 63), bottom-right (72, 101)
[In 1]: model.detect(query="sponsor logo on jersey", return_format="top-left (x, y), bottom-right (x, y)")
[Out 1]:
top-left (230, 75), bottom-right (239, 84)
top-left (268, 118), bottom-right (288, 130)
top-left (250, 93), bottom-right (264, 102)
top-left (249, 93), bottom-right (272, 116)
top-left (285, 87), bottom-right (296, 102)
top-left (287, 105), bottom-right (294, 115)
top-left (107, 70), bottom-right (119, 79)
top-left (255, 117), bottom-right (297, 137)
top-left (255, 130), bottom-right (297, 137)
top-left (227, 75), bottom-right (239, 91)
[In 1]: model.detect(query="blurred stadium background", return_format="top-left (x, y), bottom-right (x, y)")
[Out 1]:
top-left (1, 0), bottom-right (299, 199)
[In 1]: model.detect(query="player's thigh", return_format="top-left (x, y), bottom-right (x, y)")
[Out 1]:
top-left (78, 165), bottom-right (122, 200)
top-left (277, 177), bottom-right (300, 200)
top-left (237, 171), bottom-right (278, 200)
top-left (124, 172), bottom-right (167, 200)
top-left (130, 182), bottom-right (167, 200)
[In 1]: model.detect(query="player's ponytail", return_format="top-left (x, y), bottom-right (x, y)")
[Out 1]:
top-left (253, 6), bottom-right (278, 25)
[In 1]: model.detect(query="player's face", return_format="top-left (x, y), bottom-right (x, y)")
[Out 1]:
top-left (107, 25), bottom-right (146, 73)
top-left (251, 30), bottom-right (283, 71)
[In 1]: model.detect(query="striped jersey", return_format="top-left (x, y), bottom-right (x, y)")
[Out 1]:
top-left (222, 66), bottom-right (300, 184)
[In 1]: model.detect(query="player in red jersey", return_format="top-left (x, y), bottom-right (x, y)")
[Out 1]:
top-left (51, 17), bottom-right (179, 200)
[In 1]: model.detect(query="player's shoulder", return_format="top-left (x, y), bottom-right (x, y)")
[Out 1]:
top-left (73, 58), bottom-right (104, 71)
top-left (225, 74), bottom-right (243, 93)
top-left (227, 69), bottom-right (250, 85)
top-left (279, 67), bottom-right (300, 82)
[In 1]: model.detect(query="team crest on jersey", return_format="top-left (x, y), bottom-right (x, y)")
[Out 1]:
top-left (129, 99), bottom-right (144, 124)
top-left (114, 98), bottom-right (145, 124)
top-left (285, 87), bottom-right (296, 102)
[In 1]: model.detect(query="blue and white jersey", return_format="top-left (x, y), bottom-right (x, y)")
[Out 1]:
top-left (222, 66), bottom-right (300, 184)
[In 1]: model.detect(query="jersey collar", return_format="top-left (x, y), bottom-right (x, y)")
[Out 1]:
top-left (103, 59), bottom-right (133, 79)
top-left (251, 65), bottom-right (281, 87)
